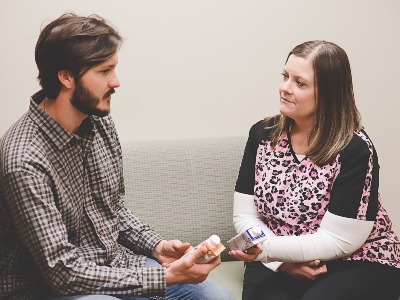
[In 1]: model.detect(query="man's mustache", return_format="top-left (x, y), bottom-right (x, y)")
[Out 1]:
top-left (104, 88), bottom-right (116, 99)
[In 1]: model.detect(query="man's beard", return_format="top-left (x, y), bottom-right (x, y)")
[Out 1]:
top-left (70, 80), bottom-right (115, 117)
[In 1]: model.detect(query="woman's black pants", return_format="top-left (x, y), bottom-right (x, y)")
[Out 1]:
top-left (242, 260), bottom-right (400, 300)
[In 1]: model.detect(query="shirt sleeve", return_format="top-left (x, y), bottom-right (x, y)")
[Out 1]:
top-left (2, 170), bottom-right (166, 296)
top-left (116, 199), bottom-right (164, 256)
top-left (235, 120), bottom-right (265, 195)
top-left (328, 133), bottom-right (379, 221)
top-left (233, 191), bottom-right (284, 271)
top-left (257, 211), bottom-right (374, 263)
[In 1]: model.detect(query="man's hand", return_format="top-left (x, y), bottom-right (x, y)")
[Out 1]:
top-left (278, 260), bottom-right (327, 280)
top-left (152, 240), bottom-right (191, 264)
top-left (164, 244), bottom-right (221, 285)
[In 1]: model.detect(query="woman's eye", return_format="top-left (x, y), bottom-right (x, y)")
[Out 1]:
top-left (100, 69), bottom-right (109, 74)
top-left (281, 73), bottom-right (288, 78)
top-left (296, 80), bottom-right (305, 86)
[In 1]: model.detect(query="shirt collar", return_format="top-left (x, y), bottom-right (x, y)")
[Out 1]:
top-left (29, 90), bottom-right (96, 150)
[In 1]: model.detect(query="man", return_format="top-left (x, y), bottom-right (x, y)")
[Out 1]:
top-left (0, 13), bottom-right (234, 300)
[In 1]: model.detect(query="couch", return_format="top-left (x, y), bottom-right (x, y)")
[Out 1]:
top-left (122, 136), bottom-right (246, 299)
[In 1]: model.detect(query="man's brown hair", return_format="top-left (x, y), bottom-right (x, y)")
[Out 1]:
top-left (35, 12), bottom-right (123, 99)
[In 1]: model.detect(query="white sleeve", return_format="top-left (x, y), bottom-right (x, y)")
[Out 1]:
top-left (233, 191), bottom-right (283, 271)
top-left (257, 211), bottom-right (374, 263)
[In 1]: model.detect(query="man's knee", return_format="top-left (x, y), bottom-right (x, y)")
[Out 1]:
top-left (48, 295), bottom-right (121, 300)
top-left (167, 278), bottom-right (235, 300)
top-left (196, 279), bottom-right (235, 300)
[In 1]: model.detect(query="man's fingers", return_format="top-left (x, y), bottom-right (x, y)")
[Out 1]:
top-left (179, 242), bottom-right (191, 252)
top-left (163, 240), bottom-right (191, 256)
top-left (170, 240), bottom-right (190, 252)
top-left (183, 245), bottom-right (206, 264)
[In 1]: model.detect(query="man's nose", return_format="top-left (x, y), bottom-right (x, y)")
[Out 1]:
top-left (109, 73), bottom-right (120, 88)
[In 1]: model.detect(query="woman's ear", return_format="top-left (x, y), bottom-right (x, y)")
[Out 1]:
top-left (57, 70), bottom-right (75, 89)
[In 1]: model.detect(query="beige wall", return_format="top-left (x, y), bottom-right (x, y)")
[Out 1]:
top-left (1, 0), bottom-right (399, 231)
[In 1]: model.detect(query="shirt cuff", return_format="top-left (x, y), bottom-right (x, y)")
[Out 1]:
top-left (140, 266), bottom-right (167, 296)
top-left (262, 261), bottom-right (283, 272)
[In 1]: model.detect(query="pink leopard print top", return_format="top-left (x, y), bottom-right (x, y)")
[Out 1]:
top-left (235, 118), bottom-right (399, 268)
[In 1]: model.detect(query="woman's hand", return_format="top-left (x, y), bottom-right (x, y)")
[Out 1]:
top-left (278, 260), bottom-right (327, 280)
top-left (228, 243), bottom-right (263, 262)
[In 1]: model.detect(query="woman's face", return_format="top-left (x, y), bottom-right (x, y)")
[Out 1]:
top-left (279, 54), bottom-right (317, 127)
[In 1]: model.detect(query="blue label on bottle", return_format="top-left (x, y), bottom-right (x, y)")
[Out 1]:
top-left (246, 227), bottom-right (265, 241)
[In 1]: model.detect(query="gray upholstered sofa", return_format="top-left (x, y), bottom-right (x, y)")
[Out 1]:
top-left (122, 136), bottom-right (246, 299)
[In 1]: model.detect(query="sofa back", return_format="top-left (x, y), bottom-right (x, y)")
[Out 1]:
top-left (121, 136), bottom-right (247, 261)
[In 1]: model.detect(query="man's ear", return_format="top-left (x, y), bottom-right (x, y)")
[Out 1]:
top-left (57, 70), bottom-right (75, 89)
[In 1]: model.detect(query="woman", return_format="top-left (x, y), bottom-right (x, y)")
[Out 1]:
top-left (229, 40), bottom-right (400, 300)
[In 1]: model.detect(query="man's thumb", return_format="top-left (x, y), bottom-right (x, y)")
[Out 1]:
top-left (185, 244), bottom-right (206, 264)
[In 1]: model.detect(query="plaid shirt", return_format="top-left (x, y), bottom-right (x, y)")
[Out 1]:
top-left (0, 90), bottom-right (166, 299)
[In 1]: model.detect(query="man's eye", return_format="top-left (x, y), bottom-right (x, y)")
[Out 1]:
top-left (100, 69), bottom-right (109, 74)
top-left (281, 73), bottom-right (288, 78)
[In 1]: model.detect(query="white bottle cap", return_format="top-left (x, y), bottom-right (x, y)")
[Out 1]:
top-left (251, 226), bottom-right (262, 236)
top-left (208, 235), bottom-right (220, 247)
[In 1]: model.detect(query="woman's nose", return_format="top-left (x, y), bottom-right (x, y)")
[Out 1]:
top-left (280, 80), bottom-right (292, 94)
